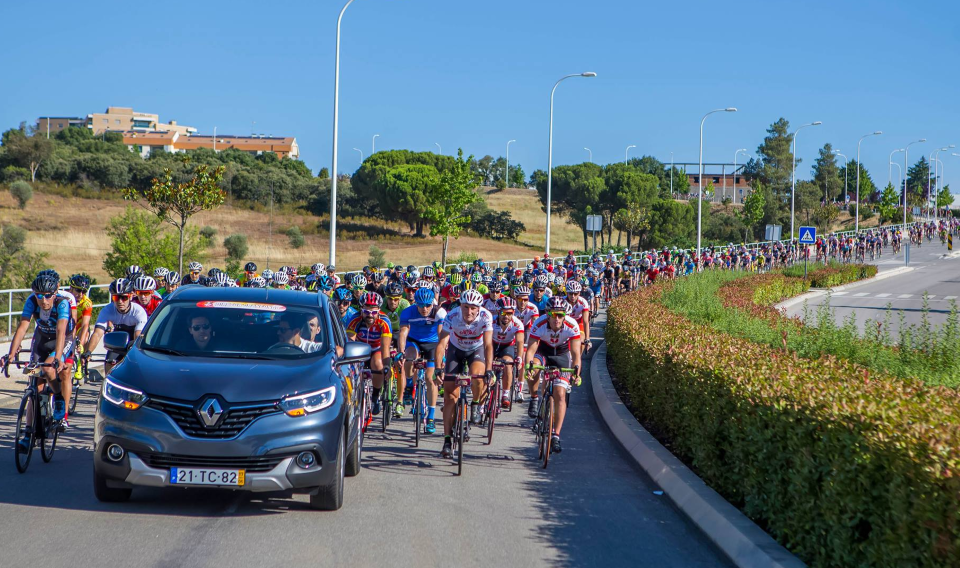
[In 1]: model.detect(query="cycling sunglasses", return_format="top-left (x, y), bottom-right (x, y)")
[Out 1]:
top-left (499, 310), bottom-right (515, 316)
top-left (337, 299), bottom-right (352, 305)
top-left (38, 293), bottom-right (57, 299)
top-left (386, 295), bottom-right (402, 301)
top-left (190, 323), bottom-right (211, 332)
top-left (113, 294), bottom-right (132, 302)
top-left (361, 309), bottom-right (380, 316)
top-left (549, 311), bottom-right (566, 318)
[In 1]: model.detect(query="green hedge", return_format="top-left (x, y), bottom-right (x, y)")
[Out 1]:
top-left (607, 283), bottom-right (960, 568)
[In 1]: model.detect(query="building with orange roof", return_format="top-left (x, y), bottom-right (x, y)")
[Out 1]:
top-left (174, 135), bottom-right (299, 159)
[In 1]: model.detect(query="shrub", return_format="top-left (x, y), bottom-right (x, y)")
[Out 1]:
top-left (469, 210), bottom-right (526, 241)
top-left (200, 226), bottom-right (218, 240)
top-left (368, 245), bottom-right (386, 268)
top-left (223, 234), bottom-right (248, 261)
top-left (608, 282), bottom-right (960, 568)
top-left (1, 165), bottom-right (31, 183)
top-left (9, 180), bottom-right (33, 209)
top-left (286, 226), bottom-right (304, 249)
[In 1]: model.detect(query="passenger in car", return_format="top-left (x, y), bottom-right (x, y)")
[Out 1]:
top-left (304, 315), bottom-right (321, 342)
top-left (276, 313), bottom-right (323, 353)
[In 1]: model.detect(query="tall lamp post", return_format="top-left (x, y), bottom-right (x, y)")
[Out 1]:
top-left (889, 148), bottom-right (903, 186)
top-left (545, 72), bottom-right (597, 255)
top-left (790, 121), bottom-right (822, 238)
top-left (625, 144), bottom-right (636, 165)
top-left (329, 0), bottom-right (360, 266)
top-left (854, 131), bottom-right (882, 232)
top-left (506, 139), bottom-right (516, 188)
top-left (372, 133), bottom-right (380, 155)
top-left (834, 150), bottom-right (847, 203)
top-left (697, 107), bottom-right (737, 259)
top-left (733, 148), bottom-right (748, 204)
top-left (903, 139), bottom-right (926, 226)
top-left (670, 152), bottom-right (674, 198)
top-left (892, 162), bottom-right (902, 198)
top-left (928, 146), bottom-right (952, 219)
top-left (353, 147), bottom-right (363, 164)
top-left (584, 147), bottom-right (592, 163)
top-left (435, 143), bottom-right (442, 155)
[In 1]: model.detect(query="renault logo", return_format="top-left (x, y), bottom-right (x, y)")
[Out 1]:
top-left (198, 398), bottom-right (223, 428)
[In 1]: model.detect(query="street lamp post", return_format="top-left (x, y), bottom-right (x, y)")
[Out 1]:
top-left (353, 147), bottom-right (363, 164)
top-left (625, 144), bottom-right (636, 165)
top-left (545, 72), bottom-right (597, 255)
top-left (790, 121), bottom-right (822, 239)
top-left (329, 0), bottom-right (359, 267)
top-left (435, 143), bottom-right (442, 155)
top-left (584, 147), bottom-right (592, 163)
top-left (697, 107), bottom-right (737, 259)
top-left (854, 131), bottom-right (882, 232)
top-left (892, 162), bottom-right (902, 198)
top-left (834, 151), bottom-right (847, 203)
top-left (506, 139), bottom-right (516, 189)
top-left (372, 133), bottom-right (380, 155)
top-left (889, 148), bottom-right (904, 186)
top-left (928, 147), bottom-right (951, 219)
top-left (733, 148), bottom-right (748, 205)
top-left (903, 139), bottom-right (926, 226)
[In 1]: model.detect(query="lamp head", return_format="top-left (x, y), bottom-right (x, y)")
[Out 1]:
top-left (725, 107), bottom-right (737, 112)
top-left (919, 138), bottom-right (927, 142)
top-left (581, 72), bottom-right (597, 77)
top-left (812, 121), bottom-right (822, 126)
top-left (874, 131), bottom-right (882, 135)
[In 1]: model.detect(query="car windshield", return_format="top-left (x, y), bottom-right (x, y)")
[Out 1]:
top-left (142, 300), bottom-right (326, 359)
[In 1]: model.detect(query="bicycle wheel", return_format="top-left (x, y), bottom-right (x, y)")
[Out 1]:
top-left (457, 399), bottom-right (468, 476)
top-left (541, 399), bottom-right (553, 469)
top-left (69, 379), bottom-right (80, 415)
top-left (41, 418), bottom-right (59, 463)
top-left (14, 394), bottom-right (35, 474)
top-left (413, 375), bottom-right (424, 448)
top-left (486, 382), bottom-right (499, 445)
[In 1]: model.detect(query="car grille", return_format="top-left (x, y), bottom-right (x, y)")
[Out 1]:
top-left (145, 397), bottom-right (281, 439)
top-left (136, 452), bottom-right (295, 473)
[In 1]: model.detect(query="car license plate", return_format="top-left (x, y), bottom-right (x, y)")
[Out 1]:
top-left (170, 467), bottom-right (245, 486)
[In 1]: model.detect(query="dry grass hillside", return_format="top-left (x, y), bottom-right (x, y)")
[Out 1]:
top-left (0, 185), bottom-right (584, 280)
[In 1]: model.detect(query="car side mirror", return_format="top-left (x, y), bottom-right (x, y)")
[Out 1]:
top-left (340, 341), bottom-right (371, 364)
top-left (103, 331), bottom-right (131, 352)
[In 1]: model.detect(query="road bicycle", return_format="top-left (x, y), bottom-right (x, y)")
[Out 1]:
top-left (409, 357), bottom-right (429, 447)
top-left (528, 364), bottom-right (576, 470)
top-left (359, 369), bottom-right (373, 433)
top-left (477, 360), bottom-right (510, 445)
top-left (449, 373), bottom-right (485, 476)
top-left (2, 357), bottom-right (63, 474)
top-left (381, 359), bottom-right (399, 433)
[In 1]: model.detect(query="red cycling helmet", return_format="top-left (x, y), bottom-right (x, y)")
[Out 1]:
top-left (360, 292), bottom-right (383, 308)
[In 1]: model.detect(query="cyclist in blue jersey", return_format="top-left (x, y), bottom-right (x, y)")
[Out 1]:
top-left (333, 287), bottom-right (357, 326)
top-left (397, 287), bottom-right (447, 435)
top-left (4, 273), bottom-right (76, 438)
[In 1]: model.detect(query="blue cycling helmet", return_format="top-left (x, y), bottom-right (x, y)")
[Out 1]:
top-left (414, 287), bottom-right (436, 307)
top-left (316, 274), bottom-right (333, 291)
top-left (333, 287), bottom-right (353, 302)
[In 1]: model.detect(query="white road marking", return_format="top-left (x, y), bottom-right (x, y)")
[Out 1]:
top-left (927, 295), bottom-right (937, 299)
top-left (898, 294), bottom-right (913, 299)
top-left (853, 293), bottom-right (870, 297)
top-left (832, 292), bottom-right (849, 296)
top-left (945, 296), bottom-right (958, 301)
top-left (875, 293), bottom-right (891, 298)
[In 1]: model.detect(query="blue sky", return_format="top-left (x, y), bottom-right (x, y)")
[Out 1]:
top-left (3, 0), bottom-right (958, 201)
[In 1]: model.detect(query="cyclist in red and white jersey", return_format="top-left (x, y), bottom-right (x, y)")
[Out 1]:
top-left (564, 280), bottom-right (591, 352)
top-left (491, 296), bottom-right (524, 410)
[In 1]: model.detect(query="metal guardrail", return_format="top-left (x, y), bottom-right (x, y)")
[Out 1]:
top-left (0, 221), bottom-right (923, 339)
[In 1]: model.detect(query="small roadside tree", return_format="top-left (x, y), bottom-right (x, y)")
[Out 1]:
top-left (368, 245), bottom-right (386, 268)
top-left (738, 186), bottom-right (766, 242)
top-left (122, 164), bottom-right (226, 275)
top-left (5, 132), bottom-right (53, 182)
top-left (9, 180), bottom-right (33, 209)
top-left (424, 148), bottom-right (483, 266)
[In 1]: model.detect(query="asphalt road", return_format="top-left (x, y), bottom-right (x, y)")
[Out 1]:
top-left (0, 315), bottom-right (731, 568)
top-left (785, 241), bottom-right (960, 335)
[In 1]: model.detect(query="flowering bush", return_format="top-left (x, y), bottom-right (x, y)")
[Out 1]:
top-left (608, 280), bottom-right (960, 568)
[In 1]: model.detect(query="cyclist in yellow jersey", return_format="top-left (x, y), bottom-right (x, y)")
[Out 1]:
top-left (237, 262), bottom-right (259, 287)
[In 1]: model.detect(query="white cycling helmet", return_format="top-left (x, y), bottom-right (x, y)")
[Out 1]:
top-left (565, 280), bottom-right (582, 293)
top-left (133, 275), bottom-right (156, 292)
top-left (460, 289), bottom-right (483, 307)
top-left (153, 267), bottom-right (169, 278)
top-left (273, 272), bottom-right (289, 285)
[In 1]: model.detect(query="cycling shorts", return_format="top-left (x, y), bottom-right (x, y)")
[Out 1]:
top-left (493, 342), bottom-right (516, 360)
top-left (30, 331), bottom-right (75, 366)
top-left (533, 351), bottom-right (573, 393)
top-left (444, 346), bottom-right (484, 379)
top-left (407, 339), bottom-right (438, 368)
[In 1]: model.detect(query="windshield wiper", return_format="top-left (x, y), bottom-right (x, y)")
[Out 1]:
top-left (143, 346), bottom-right (185, 356)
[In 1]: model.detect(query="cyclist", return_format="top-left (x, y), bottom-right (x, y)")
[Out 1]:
top-left (346, 292), bottom-right (394, 416)
top-left (435, 289), bottom-right (494, 458)
top-left (184, 261), bottom-right (204, 285)
top-left (333, 287), bottom-right (357, 326)
top-left (564, 280), bottom-right (592, 352)
top-left (523, 296), bottom-right (582, 453)
top-left (133, 275), bottom-right (162, 316)
top-left (381, 282), bottom-right (410, 416)
top-left (68, 274), bottom-right (94, 351)
top-left (163, 271), bottom-right (181, 297)
top-left (4, 273), bottom-right (76, 435)
top-left (83, 279), bottom-right (148, 375)
top-left (154, 267), bottom-right (169, 295)
top-left (398, 287), bottom-right (447, 435)
top-left (238, 262), bottom-right (259, 287)
top-left (491, 296), bottom-right (524, 410)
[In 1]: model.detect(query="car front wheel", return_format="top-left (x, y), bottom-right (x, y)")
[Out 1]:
top-left (309, 431), bottom-right (345, 511)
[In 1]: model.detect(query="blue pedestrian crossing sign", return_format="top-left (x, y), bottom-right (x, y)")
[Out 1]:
top-left (798, 226), bottom-right (816, 244)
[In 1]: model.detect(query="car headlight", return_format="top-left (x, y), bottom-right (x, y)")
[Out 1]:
top-left (103, 377), bottom-right (148, 410)
top-left (280, 386), bottom-right (337, 417)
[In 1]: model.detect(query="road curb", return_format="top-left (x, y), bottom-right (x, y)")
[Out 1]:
top-left (590, 338), bottom-right (807, 568)
top-left (775, 266), bottom-right (914, 311)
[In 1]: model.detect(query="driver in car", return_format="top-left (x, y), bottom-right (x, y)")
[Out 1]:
top-left (275, 313), bottom-right (323, 353)
top-left (182, 315), bottom-right (218, 351)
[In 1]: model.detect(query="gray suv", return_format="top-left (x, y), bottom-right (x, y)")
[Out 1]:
top-left (93, 286), bottom-right (371, 510)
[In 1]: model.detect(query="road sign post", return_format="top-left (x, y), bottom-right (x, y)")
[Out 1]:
top-left (798, 226), bottom-right (816, 279)
top-left (586, 214), bottom-right (603, 254)
top-left (950, 233), bottom-right (954, 251)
